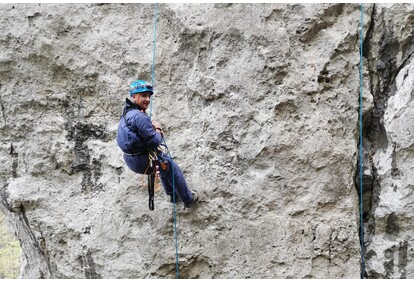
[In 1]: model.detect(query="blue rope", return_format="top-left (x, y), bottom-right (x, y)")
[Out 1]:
top-left (161, 139), bottom-right (180, 279)
top-left (359, 3), bottom-right (365, 279)
top-left (149, 3), bottom-right (158, 121)
top-left (149, 3), bottom-right (180, 279)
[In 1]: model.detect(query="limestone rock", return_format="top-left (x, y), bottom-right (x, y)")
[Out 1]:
top-left (0, 3), bottom-right (412, 279)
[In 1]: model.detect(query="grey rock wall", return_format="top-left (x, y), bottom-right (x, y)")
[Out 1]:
top-left (360, 4), bottom-right (414, 279)
top-left (0, 3), bottom-right (412, 279)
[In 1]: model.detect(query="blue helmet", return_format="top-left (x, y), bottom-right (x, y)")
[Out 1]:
top-left (129, 80), bottom-right (153, 96)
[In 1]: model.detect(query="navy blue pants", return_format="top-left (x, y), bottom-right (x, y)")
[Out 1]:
top-left (124, 153), bottom-right (193, 206)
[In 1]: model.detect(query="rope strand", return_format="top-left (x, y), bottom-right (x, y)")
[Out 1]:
top-left (150, 3), bottom-right (180, 279)
top-left (149, 3), bottom-right (158, 121)
top-left (162, 138), bottom-right (180, 279)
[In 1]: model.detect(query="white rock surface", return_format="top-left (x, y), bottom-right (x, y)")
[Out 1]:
top-left (358, 3), bottom-right (414, 279)
top-left (365, 53), bottom-right (414, 279)
top-left (0, 3), bottom-right (412, 279)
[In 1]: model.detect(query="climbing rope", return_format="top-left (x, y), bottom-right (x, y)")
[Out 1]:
top-left (161, 137), bottom-right (180, 279)
top-left (359, 3), bottom-right (365, 279)
top-left (149, 3), bottom-right (158, 121)
top-left (149, 3), bottom-right (180, 279)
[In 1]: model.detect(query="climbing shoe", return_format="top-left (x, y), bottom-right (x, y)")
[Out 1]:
top-left (184, 191), bottom-right (199, 208)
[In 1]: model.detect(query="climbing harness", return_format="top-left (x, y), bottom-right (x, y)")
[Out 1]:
top-left (359, 3), bottom-right (365, 279)
top-left (148, 3), bottom-right (180, 279)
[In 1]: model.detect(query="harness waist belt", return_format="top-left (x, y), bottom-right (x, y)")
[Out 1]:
top-left (123, 150), bottom-right (148, 156)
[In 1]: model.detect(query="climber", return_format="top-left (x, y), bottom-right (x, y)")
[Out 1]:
top-left (116, 79), bottom-right (198, 208)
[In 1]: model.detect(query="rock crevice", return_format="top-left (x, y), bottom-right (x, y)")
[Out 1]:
top-left (357, 3), bottom-right (414, 278)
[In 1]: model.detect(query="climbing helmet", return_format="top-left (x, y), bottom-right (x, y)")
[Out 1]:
top-left (129, 80), bottom-right (153, 96)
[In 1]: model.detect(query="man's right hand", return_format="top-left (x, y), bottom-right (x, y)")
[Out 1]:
top-left (152, 121), bottom-right (164, 137)
top-left (152, 121), bottom-right (162, 130)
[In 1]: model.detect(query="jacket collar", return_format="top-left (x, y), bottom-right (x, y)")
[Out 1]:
top-left (125, 97), bottom-right (145, 112)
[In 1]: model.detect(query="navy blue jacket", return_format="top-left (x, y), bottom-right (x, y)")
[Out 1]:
top-left (117, 98), bottom-right (163, 154)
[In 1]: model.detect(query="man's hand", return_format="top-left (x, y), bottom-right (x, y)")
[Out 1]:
top-left (152, 121), bottom-right (164, 137)
top-left (152, 121), bottom-right (162, 130)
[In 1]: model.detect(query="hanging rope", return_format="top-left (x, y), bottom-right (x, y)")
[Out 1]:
top-left (161, 137), bottom-right (180, 279)
top-left (149, 3), bottom-right (180, 279)
top-left (359, 3), bottom-right (365, 279)
top-left (149, 3), bottom-right (158, 121)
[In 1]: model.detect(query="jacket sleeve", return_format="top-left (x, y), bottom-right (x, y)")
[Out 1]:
top-left (133, 112), bottom-right (163, 147)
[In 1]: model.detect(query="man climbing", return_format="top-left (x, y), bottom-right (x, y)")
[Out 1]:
top-left (116, 79), bottom-right (198, 208)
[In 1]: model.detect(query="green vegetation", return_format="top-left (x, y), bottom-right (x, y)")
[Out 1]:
top-left (0, 211), bottom-right (20, 279)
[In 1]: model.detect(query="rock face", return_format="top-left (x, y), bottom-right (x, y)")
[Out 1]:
top-left (0, 3), bottom-right (412, 279)
top-left (360, 4), bottom-right (414, 279)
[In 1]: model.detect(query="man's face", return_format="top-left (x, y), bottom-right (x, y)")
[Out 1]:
top-left (133, 92), bottom-right (152, 110)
